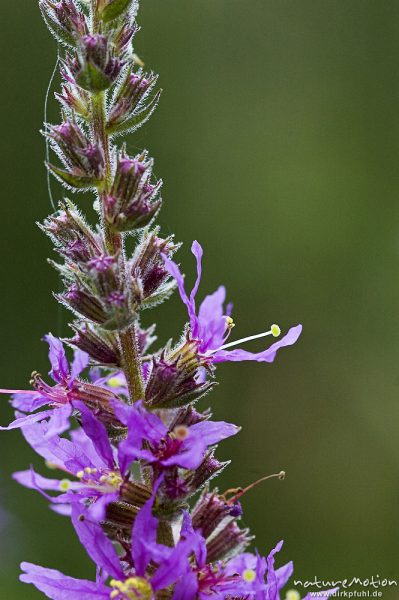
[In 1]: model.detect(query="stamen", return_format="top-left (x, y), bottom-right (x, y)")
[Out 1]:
top-left (213, 324), bottom-right (280, 352)
top-left (243, 568), bottom-right (256, 583)
top-left (285, 591), bottom-right (301, 600)
top-left (223, 471), bottom-right (286, 504)
top-left (107, 376), bottom-right (124, 388)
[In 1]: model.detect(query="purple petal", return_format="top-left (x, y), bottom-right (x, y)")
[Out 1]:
top-left (162, 253), bottom-right (198, 332)
top-left (160, 427), bottom-right (207, 470)
top-left (74, 402), bottom-right (114, 469)
top-left (20, 562), bottom-right (109, 599)
top-left (190, 420), bottom-right (240, 446)
top-left (189, 241), bottom-right (203, 311)
top-left (180, 512), bottom-right (207, 567)
top-left (13, 469), bottom-right (70, 492)
top-left (70, 349), bottom-right (90, 383)
top-left (0, 409), bottom-right (53, 431)
top-left (50, 504), bottom-right (71, 516)
top-left (266, 540), bottom-right (284, 599)
top-left (69, 427), bottom-right (108, 470)
top-left (197, 286), bottom-right (228, 350)
top-left (275, 561), bottom-right (294, 590)
top-left (44, 404), bottom-right (72, 438)
top-left (131, 479), bottom-right (168, 576)
top-left (71, 504), bottom-right (124, 580)
top-left (21, 420), bottom-right (94, 474)
top-left (172, 572), bottom-right (199, 600)
top-left (117, 400), bottom-right (166, 473)
top-left (213, 324), bottom-right (302, 363)
top-left (44, 334), bottom-right (69, 383)
top-left (88, 491), bottom-right (119, 522)
top-left (11, 392), bottom-right (48, 412)
top-left (151, 535), bottom-right (197, 590)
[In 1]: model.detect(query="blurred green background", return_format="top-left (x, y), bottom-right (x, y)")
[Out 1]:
top-left (1, 0), bottom-right (399, 597)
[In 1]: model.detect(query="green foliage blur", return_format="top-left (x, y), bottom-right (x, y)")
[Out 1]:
top-left (1, 1), bottom-right (398, 597)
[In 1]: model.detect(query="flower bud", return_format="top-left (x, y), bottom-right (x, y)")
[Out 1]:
top-left (59, 283), bottom-right (108, 324)
top-left (68, 322), bottom-right (120, 366)
top-left (169, 405), bottom-right (210, 429)
top-left (107, 70), bottom-right (161, 136)
top-left (128, 229), bottom-right (178, 307)
top-left (46, 120), bottom-right (104, 189)
top-left (191, 490), bottom-right (242, 540)
top-left (145, 335), bottom-right (214, 409)
top-left (205, 521), bottom-right (251, 562)
top-left (55, 83), bottom-right (89, 118)
top-left (105, 152), bottom-right (162, 232)
top-left (73, 34), bottom-right (124, 93)
top-left (40, 201), bottom-right (101, 264)
top-left (39, 0), bottom-right (88, 47)
top-left (188, 451), bottom-right (229, 493)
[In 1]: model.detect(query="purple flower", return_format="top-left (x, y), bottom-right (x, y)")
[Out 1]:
top-left (20, 484), bottom-right (198, 599)
top-left (13, 403), bottom-right (122, 519)
top-left (114, 399), bottom-right (239, 474)
top-left (172, 529), bottom-right (293, 599)
top-left (163, 241), bottom-right (302, 364)
top-left (0, 334), bottom-right (89, 435)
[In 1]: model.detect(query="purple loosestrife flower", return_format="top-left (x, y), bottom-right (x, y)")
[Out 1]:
top-left (163, 241), bottom-right (302, 364)
top-left (172, 521), bottom-right (292, 600)
top-left (0, 335), bottom-right (124, 435)
top-left (20, 486), bottom-right (198, 599)
top-left (0, 334), bottom-right (88, 435)
top-left (114, 399), bottom-right (239, 474)
top-left (13, 404), bottom-right (125, 519)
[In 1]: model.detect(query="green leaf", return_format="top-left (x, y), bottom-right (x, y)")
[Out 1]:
top-left (100, 0), bottom-right (134, 23)
top-left (47, 164), bottom-right (99, 190)
top-left (106, 91), bottom-right (162, 136)
top-left (76, 64), bottom-right (111, 93)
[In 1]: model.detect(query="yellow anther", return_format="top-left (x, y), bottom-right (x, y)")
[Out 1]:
top-left (108, 376), bottom-right (123, 388)
top-left (76, 470), bottom-right (84, 479)
top-left (285, 591), bottom-right (301, 600)
top-left (243, 568), bottom-right (256, 583)
top-left (109, 576), bottom-right (152, 600)
top-left (100, 471), bottom-right (122, 489)
top-left (271, 324), bottom-right (281, 338)
top-left (225, 316), bottom-right (235, 328)
top-left (59, 479), bottom-right (70, 491)
top-left (173, 425), bottom-right (190, 441)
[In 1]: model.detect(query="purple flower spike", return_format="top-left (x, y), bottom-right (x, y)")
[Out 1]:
top-left (163, 241), bottom-right (302, 366)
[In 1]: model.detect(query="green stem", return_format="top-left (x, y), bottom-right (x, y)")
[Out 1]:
top-left (91, 86), bottom-right (145, 404)
top-left (157, 520), bottom-right (175, 548)
top-left (119, 324), bottom-right (145, 402)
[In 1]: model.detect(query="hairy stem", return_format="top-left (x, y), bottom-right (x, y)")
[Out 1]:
top-left (90, 18), bottom-right (145, 404)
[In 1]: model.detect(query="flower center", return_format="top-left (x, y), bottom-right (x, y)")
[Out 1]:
top-left (197, 565), bottom-right (239, 595)
top-left (109, 577), bottom-right (153, 599)
top-left (242, 568), bottom-right (256, 583)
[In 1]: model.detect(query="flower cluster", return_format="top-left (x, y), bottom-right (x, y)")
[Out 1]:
top-left (0, 1), bottom-right (335, 599)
